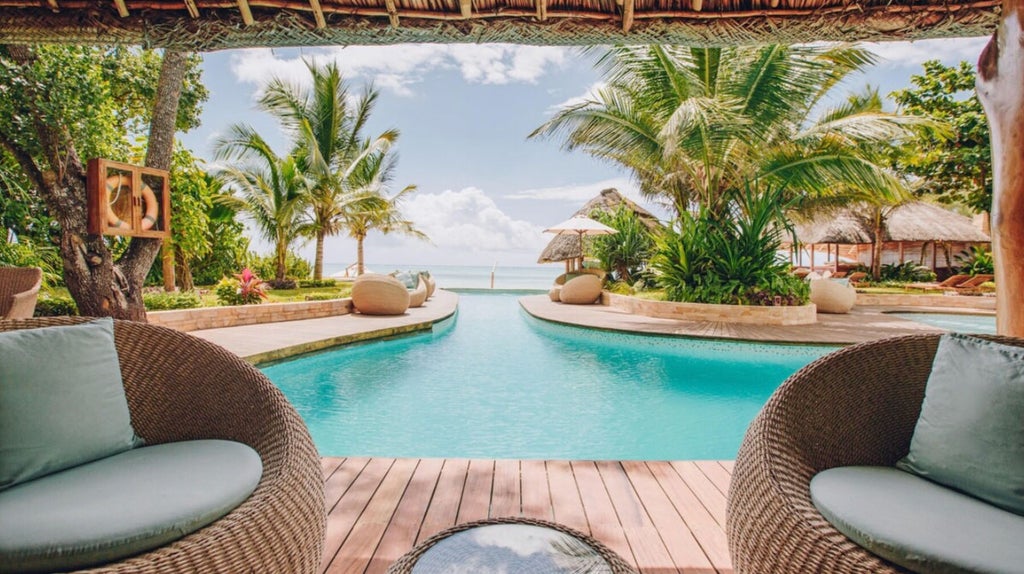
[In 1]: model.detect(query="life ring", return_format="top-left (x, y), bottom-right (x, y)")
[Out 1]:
top-left (105, 175), bottom-right (159, 231)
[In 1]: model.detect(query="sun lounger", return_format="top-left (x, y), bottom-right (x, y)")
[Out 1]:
top-left (906, 274), bottom-right (972, 291)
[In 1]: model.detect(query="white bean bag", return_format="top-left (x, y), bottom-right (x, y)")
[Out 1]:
top-left (409, 276), bottom-right (428, 308)
top-left (809, 279), bottom-right (856, 314)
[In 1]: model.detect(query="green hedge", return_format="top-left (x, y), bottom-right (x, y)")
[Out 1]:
top-left (298, 279), bottom-right (337, 288)
top-left (143, 291), bottom-right (203, 311)
top-left (34, 295), bottom-right (79, 317)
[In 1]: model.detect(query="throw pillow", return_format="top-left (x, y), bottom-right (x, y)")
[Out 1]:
top-left (896, 333), bottom-right (1024, 515)
top-left (0, 318), bottom-right (142, 490)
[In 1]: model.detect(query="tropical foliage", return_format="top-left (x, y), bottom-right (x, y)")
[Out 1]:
top-left (247, 250), bottom-right (312, 284)
top-left (215, 268), bottom-right (268, 306)
top-left (956, 245), bottom-right (994, 275)
top-left (338, 139), bottom-right (427, 275)
top-left (258, 62), bottom-right (401, 279)
top-left (590, 205), bottom-right (655, 284)
top-left (532, 45), bottom-right (921, 216)
top-left (214, 125), bottom-right (310, 283)
top-left (0, 45), bottom-right (206, 318)
top-left (650, 183), bottom-right (808, 305)
top-left (879, 262), bottom-right (936, 283)
top-left (891, 61), bottom-right (991, 213)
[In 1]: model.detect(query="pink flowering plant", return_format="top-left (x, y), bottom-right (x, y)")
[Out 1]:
top-left (215, 268), bottom-right (268, 306)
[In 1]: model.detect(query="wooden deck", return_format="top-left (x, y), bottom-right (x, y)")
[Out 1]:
top-left (320, 457), bottom-right (733, 574)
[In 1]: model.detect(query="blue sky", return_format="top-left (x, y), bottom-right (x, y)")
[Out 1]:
top-left (178, 38), bottom-right (990, 270)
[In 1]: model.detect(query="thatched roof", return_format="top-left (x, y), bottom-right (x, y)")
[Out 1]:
top-left (792, 201), bottom-right (991, 245)
top-left (538, 188), bottom-right (660, 263)
top-left (0, 0), bottom-right (1000, 50)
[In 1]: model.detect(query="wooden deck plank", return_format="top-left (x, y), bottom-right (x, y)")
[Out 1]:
top-left (651, 462), bottom-right (731, 572)
top-left (456, 459), bottom-right (494, 523)
top-left (364, 458), bottom-right (444, 574)
top-left (325, 458), bottom-right (419, 574)
top-left (320, 458), bottom-right (394, 573)
top-left (621, 461), bottom-right (715, 573)
top-left (718, 461), bottom-right (735, 474)
top-left (694, 461), bottom-right (732, 497)
top-left (596, 461), bottom-right (678, 574)
top-left (320, 458), bottom-right (733, 574)
top-left (546, 460), bottom-right (590, 534)
top-left (520, 459), bottom-right (553, 520)
top-left (571, 460), bottom-right (637, 570)
top-left (416, 458), bottom-right (469, 544)
top-left (490, 459), bottom-right (521, 518)
top-left (670, 461), bottom-right (728, 527)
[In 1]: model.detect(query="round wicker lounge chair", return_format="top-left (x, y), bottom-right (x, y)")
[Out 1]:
top-left (559, 274), bottom-right (603, 304)
top-left (0, 267), bottom-right (42, 319)
top-left (727, 333), bottom-right (1024, 574)
top-left (351, 274), bottom-right (410, 315)
top-left (0, 317), bottom-right (326, 574)
top-left (408, 276), bottom-right (428, 308)
top-left (808, 279), bottom-right (856, 314)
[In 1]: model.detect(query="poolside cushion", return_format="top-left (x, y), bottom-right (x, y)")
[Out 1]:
top-left (811, 466), bottom-right (1024, 574)
top-left (0, 439), bottom-right (262, 574)
top-left (559, 274), bottom-right (602, 305)
top-left (896, 333), bottom-right (1024, 515)
top-left (0, 318), bottom-right (141, 491)
top-left (352, 273), bottom-right (410, 315)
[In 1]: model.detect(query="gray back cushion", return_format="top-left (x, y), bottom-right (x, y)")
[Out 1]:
top-left (896, 333), bottom-right (1024, 515)
top-left (0, 318), bottom-right (141, 490)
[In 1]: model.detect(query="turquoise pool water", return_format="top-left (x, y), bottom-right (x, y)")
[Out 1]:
top-left (889, 312), bottom-right (997, 334)
top-left (262, 293), bottom-right (836, 460)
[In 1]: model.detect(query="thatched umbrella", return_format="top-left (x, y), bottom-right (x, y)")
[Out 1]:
top-left (791, 201), bottom-right (990, 275)
top-left (537, 189), bottom-right (658, 267)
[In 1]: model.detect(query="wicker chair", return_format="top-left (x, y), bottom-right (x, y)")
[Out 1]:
top-left (0, 317), bottom-right (326, 574)
top-left (726, 333), bottom-right (1024, 574)
top-left (0, 267), bottom-right (42, 319)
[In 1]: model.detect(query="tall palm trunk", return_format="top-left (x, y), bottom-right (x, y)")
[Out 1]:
top-left (356, 234), bottom-right (366, 275)
top-left (314, 230), bottom-right (325, 280)
top-left (871, 212), bottom-right (884, 280)
top-left (276, 240), bottom-right (288, 282)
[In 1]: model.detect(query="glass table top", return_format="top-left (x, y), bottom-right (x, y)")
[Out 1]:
top-left (410, 523), bottom-right (614, 574)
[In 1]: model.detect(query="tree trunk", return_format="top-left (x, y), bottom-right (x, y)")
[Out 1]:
top-left (314, 230), bottom-right (325, 280)
top-left (175, 249), bottom-right (194, 291)
top-left (4, 47), bottom-right (188, 321)
top-left (162, 242), bottom-right (176, 292)
top-left (356, 234), bottom-right (365, 275)
top-left (276, 241), bottom-right (287, 282)
top-left (871, 212), bottom-right (884, 281)
top-left (978, 6), bottom-right (1024, 337)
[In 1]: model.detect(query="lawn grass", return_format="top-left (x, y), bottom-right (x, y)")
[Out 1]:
top-left (43, 284), bottom-right (354, 309)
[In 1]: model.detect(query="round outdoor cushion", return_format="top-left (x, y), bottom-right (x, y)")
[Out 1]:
top-left (811, 466), bottom-right (1024, 574)
top-left (352, 273), bottom-right (411, 315)
top-left (548, 286), bottom-right (562, 302)
top-left (559, 274), bottom-right (603, 305)
top-left (423, 274), bottom-right (436, 299)
top-left (809, 278), bottom-right (856, 314)
top-left (0, 440), bottom-right (262, 574)
top-left (409, 276), bottom-right (428, 308)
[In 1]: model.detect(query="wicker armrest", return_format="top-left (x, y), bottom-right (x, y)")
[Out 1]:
top-left (7, 285), bottom-right (40, 319)
top-left (0, 317), bottom-right (326, 574)
top-left (726, 335), bottom-right (942, 574)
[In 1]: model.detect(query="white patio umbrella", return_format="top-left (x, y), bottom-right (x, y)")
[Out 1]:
top-left (544, 216), bottom-right (617, 270)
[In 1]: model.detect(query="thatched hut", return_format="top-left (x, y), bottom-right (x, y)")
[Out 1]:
top-left (538, 189), bottom-right (659, 270)
top-left (790, 202), bottom-right (991, 275)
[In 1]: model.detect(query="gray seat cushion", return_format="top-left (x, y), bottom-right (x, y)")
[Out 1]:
top-left (811, 466), bottom-right (1024, 574)
top-left (0, 439), bottom-right (262, 574)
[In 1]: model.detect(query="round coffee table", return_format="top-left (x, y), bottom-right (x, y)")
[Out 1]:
top-left (387, 518), bottom-right (637, 573)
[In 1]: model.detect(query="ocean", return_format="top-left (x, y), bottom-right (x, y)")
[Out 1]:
top-left (321, 263), bottom-right (560, 291)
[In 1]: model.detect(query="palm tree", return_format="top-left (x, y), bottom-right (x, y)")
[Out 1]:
top-left (339, 141), bottom-right (428, 275)
top-left (213, 124), bottom-right (309, 283)
top-left (258, 61), bottom-right (398, 280)
top-left (531, 45), bottom-right (926, 215)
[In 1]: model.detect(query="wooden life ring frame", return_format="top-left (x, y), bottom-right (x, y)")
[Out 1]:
top-left (105, 174), bottom-right (159, 231)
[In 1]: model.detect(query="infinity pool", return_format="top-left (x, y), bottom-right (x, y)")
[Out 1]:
top-left (262, 292), bottom-right (836, 460)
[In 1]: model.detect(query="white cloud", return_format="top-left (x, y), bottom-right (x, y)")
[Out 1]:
top-left (397, 187), bottom-right (548, 253)
top-left (861, 37), bottom-right (989, 69)
top-left (548, 81), bottom-right (606, 113)
top-left (505, 177), bottom-right (641, 203)
top-left (228, 45), bottom-right (570, 97)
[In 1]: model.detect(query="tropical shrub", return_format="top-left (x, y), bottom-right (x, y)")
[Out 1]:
top-left (34, 294), bottom-right (78, 316)
top-left (591, 206), bottom-right (656, 283)
top-left (880, 262), bottom-right (936, 283)
top-left (955, 245), bottom-right (994, 275)
top-left (299, 278), bottom-right (338, 288)
top-left (143, 290), bottom-right (202, 310)
top-left (651, 183), bottom-right (808, 306)
top-left (0, 238), bottom-right (63, 287)
top-left (248, 250), bottom-right (312, 282)
top-left (215, 269), bottom-right (268, 306)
